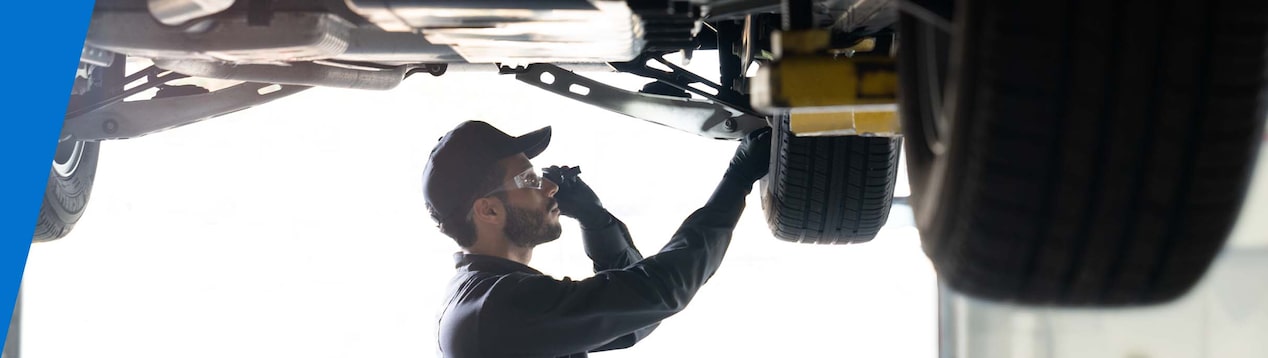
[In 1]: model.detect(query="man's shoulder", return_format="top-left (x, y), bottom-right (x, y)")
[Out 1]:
top-left (448, 269), bottom-right (555, 300)
top-left (448, 269), bottom-right (505, 300)
top-left (439, 270), bottom-right (590, 358)
top-left (448, 270), bottom-right (585, 316)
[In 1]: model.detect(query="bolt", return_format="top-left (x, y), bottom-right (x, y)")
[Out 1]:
top-left (724, 118), bottom-right (738, 131)
top-left (103, 119), bottom-right (118, 134)
top-left (427, 64), bottom-right (448, 77)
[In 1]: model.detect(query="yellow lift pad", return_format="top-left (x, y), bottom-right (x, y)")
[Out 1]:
top-left (790, 108), bottom-right (899, 137)
top-left (775, 56), bottom-right (897, 107)
top-left (752, 30), bottom-right (902, 136)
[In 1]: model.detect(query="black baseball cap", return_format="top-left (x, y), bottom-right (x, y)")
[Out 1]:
top-left (423, 121), bottom-right (552, 224)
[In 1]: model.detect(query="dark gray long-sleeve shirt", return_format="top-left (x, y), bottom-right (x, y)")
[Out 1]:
top-left (437, 177), bottom-right (752, 357)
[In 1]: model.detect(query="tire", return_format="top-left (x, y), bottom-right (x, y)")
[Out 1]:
top-left (35, 54), bottom-right (123, 242)
top-left (899, 0), bottom-right (1268, 305)
top-left (33, 140), bottom-right (101, 242)
top-left (762, 114), bottom-right (903, 244)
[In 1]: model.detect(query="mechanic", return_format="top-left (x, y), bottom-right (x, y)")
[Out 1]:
top-left (422, 120), bottom-right (771, 357)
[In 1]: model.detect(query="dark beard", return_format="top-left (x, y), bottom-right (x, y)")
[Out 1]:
top-left (504, 202), bottom-right (562, 248)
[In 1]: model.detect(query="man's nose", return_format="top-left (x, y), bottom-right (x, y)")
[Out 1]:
top-left (543, 178), bottom-right (559, 197)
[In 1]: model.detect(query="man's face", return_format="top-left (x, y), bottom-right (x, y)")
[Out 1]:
top-left (494, 154), bottom-right (562, 248)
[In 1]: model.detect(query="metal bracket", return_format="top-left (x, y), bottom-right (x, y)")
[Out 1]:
top-left (512, 63), bottom-right (767, 140)
top-left (609, 54), bottom-right (757, 117)
top-left (65, 65), bottom-right (190, 120)
top-left (62, 82), bottom-right (310, 141)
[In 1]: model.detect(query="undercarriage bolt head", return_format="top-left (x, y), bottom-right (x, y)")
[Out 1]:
top-left (103, 119), bottom-right (118, 134)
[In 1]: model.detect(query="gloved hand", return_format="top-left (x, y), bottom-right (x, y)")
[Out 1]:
top-left (543, 165), bottom-right (613, 229)
top-left (724, 127), bottom-right (773, 183)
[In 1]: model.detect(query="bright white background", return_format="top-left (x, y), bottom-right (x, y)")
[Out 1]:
top-left (19, 58), bottom-right (936, 357)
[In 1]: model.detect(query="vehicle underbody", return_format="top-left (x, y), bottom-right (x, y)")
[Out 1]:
top-left (42, 0), bottom-right (1268, 308)
top-left (69, 0), bottom-right (901, 142)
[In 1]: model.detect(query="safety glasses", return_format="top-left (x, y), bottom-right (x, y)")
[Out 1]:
top-left (482, 167), bottom-right (545, 197)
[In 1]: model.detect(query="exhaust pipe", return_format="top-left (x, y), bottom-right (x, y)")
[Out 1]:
top-left (154, 59), bottom-right (412, 90)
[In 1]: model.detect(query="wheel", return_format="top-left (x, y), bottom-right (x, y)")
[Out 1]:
top-left (762, 114), bottom-right (903, 244)
top-left (34, 55), bottom-right (121, 242)
top-left (899, 0), bottom-right (1268, 305)
top-left (32, 140), bottom-right (101, 242)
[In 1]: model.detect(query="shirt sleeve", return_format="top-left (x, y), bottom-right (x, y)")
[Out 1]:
top-left (478, 177), bottom-right (754, 357)
top-left (580, 215), bottom-right (658, 352)
top-left (582, 215), bottom-right (643, 272)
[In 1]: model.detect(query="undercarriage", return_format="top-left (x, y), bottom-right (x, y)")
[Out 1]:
top-left (70, 0), bottom-right (901, 141)
top-left (45, 0), bottom-right (1268, 308)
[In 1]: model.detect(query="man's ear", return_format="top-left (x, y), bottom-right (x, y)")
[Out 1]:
top-left (471, 197), bottom-right (503, 225)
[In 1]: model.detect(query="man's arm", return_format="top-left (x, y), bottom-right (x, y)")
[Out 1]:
top-left (580, 213), bottom-right (642, 272)
top-left (586, 176), bottom-right (754, 353)
top-left (543, 165), bottom-right (658, 351)
top-left (482, 178), bottom-right (752, 356)
top-left (481, 129), bottom-right (771, 357)
top-left (541, 166), bottom-right (643, 272)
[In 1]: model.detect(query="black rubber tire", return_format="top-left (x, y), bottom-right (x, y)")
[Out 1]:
top-left (762, 114), bottom-right (903, 244)
top-left (899, 0), bottom-right (1268, 305)
top-left (35, 54), bottom-right (123, 242)
top-left (33, 140), bottom-right (101, 242)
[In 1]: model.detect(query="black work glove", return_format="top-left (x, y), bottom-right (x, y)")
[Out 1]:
top-left (543, 165), bottom-right (613, 229)
top-left (723, 127), bottom-right (774, 184)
